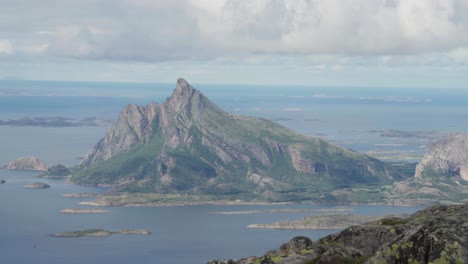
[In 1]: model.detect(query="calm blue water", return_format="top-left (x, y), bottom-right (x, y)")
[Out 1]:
top-left (0, 170), bottom-right (421, 264)
top-left (0, 80), bottom-right (464, 263)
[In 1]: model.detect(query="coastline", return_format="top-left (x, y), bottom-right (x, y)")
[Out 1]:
top-left (63, 180), bottom-right (448, 208)
top-left (75, 192), bottom-right (437, 208)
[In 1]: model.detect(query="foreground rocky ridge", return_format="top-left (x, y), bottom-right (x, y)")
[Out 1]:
top-left (73, 79), bottom-right (406, 201)
top-left (209, 204), bottom-right (468, 264)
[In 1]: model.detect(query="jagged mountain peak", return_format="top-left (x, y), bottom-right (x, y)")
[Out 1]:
top-left (176, 78), bottom-right (192, 91)
top-left (167, 78), bottom-right (200, 109)
top-left (165, 78), bottom-right (223, 122)
top-left (173, 78), bottom-right (196, 98)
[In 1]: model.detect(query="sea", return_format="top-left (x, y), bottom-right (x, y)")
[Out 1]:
top-left (1, 80), bottom-right (467, 264)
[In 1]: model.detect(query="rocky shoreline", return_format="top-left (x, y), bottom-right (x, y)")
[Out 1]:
top-left (76, 192), bottom-right (446, 207)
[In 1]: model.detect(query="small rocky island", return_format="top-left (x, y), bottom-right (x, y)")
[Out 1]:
top-left (62, 193), bottom-right (100, 198)
top-left (247, 214), bottom-right (386, 230)
top-left (24, 182), bottom-right (50, 189)
top-left (0, 179), bottom-right (5, 184)
top-left (52, 229), bottom-right (151, 237)
top-left (60, 208), bottom-right (109, 214)
top-left (2, 156), bottom-right (49, 171)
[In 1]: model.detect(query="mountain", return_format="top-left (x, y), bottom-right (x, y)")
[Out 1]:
top-left (385, 134), bottom-right (468, 206)
top-left (208, 203), bottom-right (468, 264)
top-left (415, 134), bottom-right (468, 181)
top-left (73, 79), bottom-right (406, 201)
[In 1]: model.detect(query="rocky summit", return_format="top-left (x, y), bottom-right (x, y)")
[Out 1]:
top-left (209, 203), bottom-right (468, 264)
top-left (73, 79), bottom-right (406, 201)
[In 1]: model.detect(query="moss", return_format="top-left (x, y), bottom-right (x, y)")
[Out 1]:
top-left (270, 256), bottom-right (283, 263)
top-left (387, 243), bottom-right (400, 259)
top-left (379, 218), bottom-right (408, 226)
top-left (431, 241), bottom-right (464, 264)
top-left (300, 249), bottom-right (314, 255)
top-left (400, 241), bottom-right (413, 250)
top-left (408, 258), bottom-right (422, 264)
top-left (305, 257), bottom-right (320, 264)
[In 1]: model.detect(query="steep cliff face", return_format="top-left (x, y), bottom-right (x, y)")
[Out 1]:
top-left (415, 134), bottom-right (468, 181)
top-left (209, 204), bottom-right (468, 264)
top-left (80, 103), bottom-right (158, 167)
top-left (73, 79), bottom-right (406, 197)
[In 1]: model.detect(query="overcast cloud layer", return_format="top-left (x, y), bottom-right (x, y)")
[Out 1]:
top-left (1, 0), bottom-right (468, 86)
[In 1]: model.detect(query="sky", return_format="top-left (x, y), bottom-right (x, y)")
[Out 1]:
top-left (1, 0), bottom-right (468, 88)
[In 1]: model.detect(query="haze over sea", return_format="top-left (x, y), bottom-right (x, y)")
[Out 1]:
top-left (1, 80), bottom-right (467, 263)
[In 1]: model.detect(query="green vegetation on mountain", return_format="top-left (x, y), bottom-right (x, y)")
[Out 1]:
top-left (209, 204), bottom-right (468, 264)
top-left (72, 79), bottom-right (408, 201)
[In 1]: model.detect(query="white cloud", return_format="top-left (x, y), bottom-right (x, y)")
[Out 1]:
top-left (0, 39), bottom-right (13, 55)
top-left (1, 0), bottom-right (468, 64)
top-left (225, 0), bottom-right (467, 55)
top-left (446, 48), bottom-right (468, 63)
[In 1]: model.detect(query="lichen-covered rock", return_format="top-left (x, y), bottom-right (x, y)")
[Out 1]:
top-left (2, 156), bottom-right (48, 171)
top-left (209, 204), bottom-right (468, 264)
